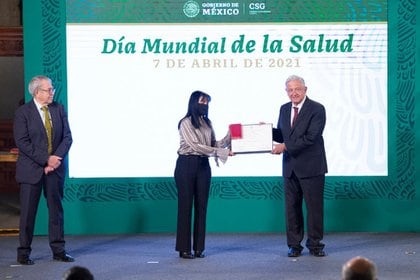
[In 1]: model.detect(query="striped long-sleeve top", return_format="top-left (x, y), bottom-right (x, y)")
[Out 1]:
top-left (177, 117), bottom-right (231, 164)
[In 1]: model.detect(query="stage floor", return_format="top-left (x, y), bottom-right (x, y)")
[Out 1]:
top-left (1, 232), bottom-right (419, 280)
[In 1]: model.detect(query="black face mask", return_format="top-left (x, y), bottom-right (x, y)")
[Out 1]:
top-left (198, 104), bottom-right (209, 116)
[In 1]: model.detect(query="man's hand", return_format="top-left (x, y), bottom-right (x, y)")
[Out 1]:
top-left (272, 143), bottom-right (286, 154)
top-left (45, 155), bottom-right (63, 174)
top-left (47, 155), bottom-right (62, 169)
top-left (44, 166), bottom-right (54, 175)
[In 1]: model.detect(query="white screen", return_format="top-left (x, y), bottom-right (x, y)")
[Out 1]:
top-left (66, 23), bottom-right (387, 177)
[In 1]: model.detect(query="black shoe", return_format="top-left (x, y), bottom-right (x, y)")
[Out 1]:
top-left (309, 249), bottom-right (326, 257)
top-left (179, 251), bottom-right (194, 259)
top-left (194, 251), bottom-right (205, 258)
top-left (53, 253), bottom-right (75, 262)
top-left (17, 257), bottom-right (35, 265)
top-left (287, 248), bottom-right (302, 257)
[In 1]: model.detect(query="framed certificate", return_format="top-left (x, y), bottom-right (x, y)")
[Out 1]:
top-left (230, 123), bottom-right (273, 154)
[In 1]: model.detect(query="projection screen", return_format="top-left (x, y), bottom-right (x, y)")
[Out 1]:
top-left (66, 1), bottom-right (387, 178)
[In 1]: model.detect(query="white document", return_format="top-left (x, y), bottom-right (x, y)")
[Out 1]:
top-left (231, 123), bottom-right (273, 154)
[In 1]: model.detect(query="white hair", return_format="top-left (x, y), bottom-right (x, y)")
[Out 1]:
top-left (285, 75), bottom-right (305, 86)
top-left (28, 75), bottom-right (52, 96)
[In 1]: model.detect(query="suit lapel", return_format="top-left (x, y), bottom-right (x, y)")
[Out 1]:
top-left (293, 98), bottom-right (311, 130)
top-left (282, 104), bottom-right (293, 135)
top-left (48, 103), bottom-right (59, 142)
top-left (29, 100), bottom-right (45, 130)
top-left (30, 100), bottom-right (55, 141)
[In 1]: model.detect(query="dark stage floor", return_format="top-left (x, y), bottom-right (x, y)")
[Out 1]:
top-left (0, 232), bottom-right (419, 280)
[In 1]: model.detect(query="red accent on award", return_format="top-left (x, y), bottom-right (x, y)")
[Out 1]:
top-left (229, 123), bottom-right (243, 139)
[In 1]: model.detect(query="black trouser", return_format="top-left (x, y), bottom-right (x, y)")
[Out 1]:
top-left (17, 173), bottom-right (65, 259)
top-left (174, 155), bottom-right (211, 252)
top-left (284, 172), bottom-right (325, 251)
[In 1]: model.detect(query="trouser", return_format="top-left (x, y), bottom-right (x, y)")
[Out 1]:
top-left (17, 173), bottom-right (65, 259)
top-left (174, 155), bottom-right (211, 252)
top-left (284, 172), bottom-right (325, 251)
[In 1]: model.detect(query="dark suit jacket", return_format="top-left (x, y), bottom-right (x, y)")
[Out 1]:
top-left (13, 100), bottom-right (72, 184)
top-left (273, 97), bottom-right (327, 179)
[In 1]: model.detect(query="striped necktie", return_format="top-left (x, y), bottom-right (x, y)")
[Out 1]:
top-left (41, 106), bottom-right (53, 154)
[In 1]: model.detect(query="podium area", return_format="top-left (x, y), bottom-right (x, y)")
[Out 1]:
top-left (1, 233), bottom-right (419, 280)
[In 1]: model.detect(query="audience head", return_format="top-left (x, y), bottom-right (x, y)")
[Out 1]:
top-left (63, 266), bottom-right (94, 280)
top-left (342, 256), bottom-right (377, 280)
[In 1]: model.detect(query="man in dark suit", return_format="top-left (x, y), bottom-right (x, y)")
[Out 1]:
top-left (14, 75), bottom-right (74, 265)
top-left (272, 74), bottom-right (328, 257)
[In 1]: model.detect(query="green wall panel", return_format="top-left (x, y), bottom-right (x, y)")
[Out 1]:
top-left (22, 0), bottom-right (419, 235)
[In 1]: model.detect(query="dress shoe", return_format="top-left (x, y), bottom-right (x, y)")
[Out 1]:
top-left (17, 257), bottom-right (35, 265)
top-left (287, 248), bottom-right (302, 257)
top-left (53, 253), bottom-right (75, 262)
top-left (309, 249), bottom-right (326, 257)
top-left (194, 251), bottom-right (205, 258)
top-left (179, 251), bottom-right (194, 259)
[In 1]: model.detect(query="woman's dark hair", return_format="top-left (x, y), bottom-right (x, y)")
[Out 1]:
top-left (178, 90), bottom-right (212, 129)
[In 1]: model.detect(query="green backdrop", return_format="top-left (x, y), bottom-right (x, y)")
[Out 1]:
top-left (22, 0), bottom-right (419, 234)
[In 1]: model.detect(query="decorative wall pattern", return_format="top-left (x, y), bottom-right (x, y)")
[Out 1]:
top-left (64, 181), bottom-right (178, 202)
top-left (0, 27), bottom-right (23, 56)
top-left (394, 0), bottom-right (416, 200)
top-left (40, 0), bottom-right (416, 203)
top-left (41, 0), bottom-right (65, 104)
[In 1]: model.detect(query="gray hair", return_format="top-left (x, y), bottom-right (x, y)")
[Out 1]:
top-left (285, 75), bottom-right (305, 86)
top-left (28, 75), bottom-right (52, 96)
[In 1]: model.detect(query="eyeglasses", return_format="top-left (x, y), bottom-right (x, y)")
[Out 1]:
top-left (38, 88), bottom-right (56, 94)
top-left (286, 87), bottom-right (305, 94)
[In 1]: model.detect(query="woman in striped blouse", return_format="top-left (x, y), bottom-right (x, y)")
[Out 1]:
top-left (174, 90), bottom-right (231, 259)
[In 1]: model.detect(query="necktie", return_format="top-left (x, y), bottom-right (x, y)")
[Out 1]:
top-left (41, 106), bottom-right (53, 154)
top-left (292, 106), bottom-right (299, 127)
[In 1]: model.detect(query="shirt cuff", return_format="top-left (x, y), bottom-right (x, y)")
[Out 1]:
top-left (215, 148), bottom-right (229, 164)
